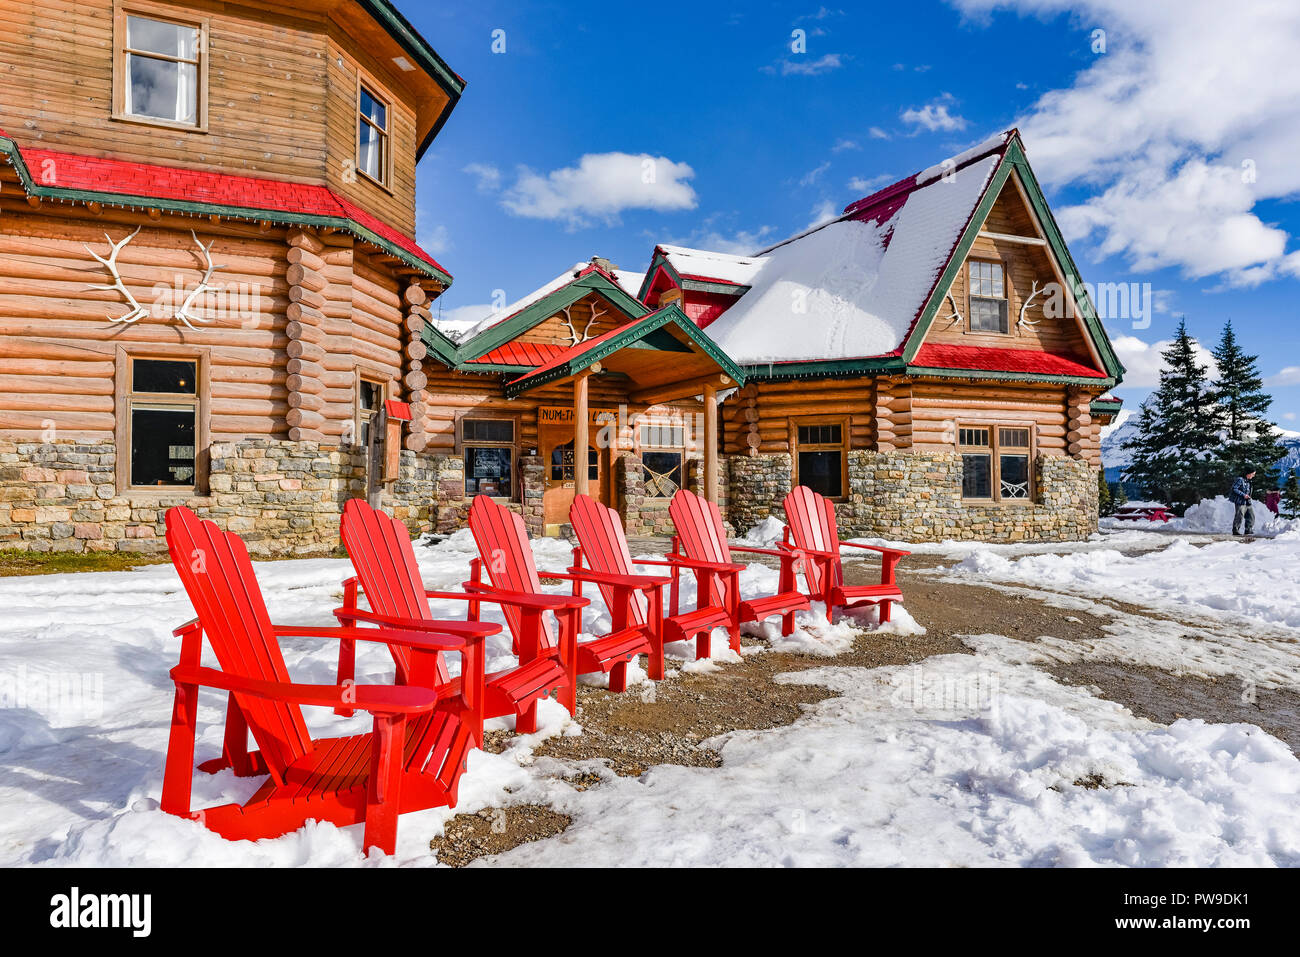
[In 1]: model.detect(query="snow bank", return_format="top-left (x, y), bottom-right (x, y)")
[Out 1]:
top-left (1178, 495), bottom-right (1276, 533)
top-left (950, 534), bottom-right (1300, 632)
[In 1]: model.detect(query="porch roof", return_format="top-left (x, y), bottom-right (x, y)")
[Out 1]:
top-left (503, 303), bottom-right (745, 399)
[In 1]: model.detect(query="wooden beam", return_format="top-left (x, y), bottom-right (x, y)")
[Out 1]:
top-left (978, 229), bottom-right (1047, 247)
top-left (574, 371), bottom-right (590, 497)
top-left (703, 383), bottom-right (718, 504)
top-left (629, 372), bottom-right (732, 406)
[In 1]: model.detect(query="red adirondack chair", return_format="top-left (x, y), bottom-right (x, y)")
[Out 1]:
top-left (668, 489), bottom-right (811, 644)
top-left (336, 498), bottom-right (576, 742)
top-left (161, 507), bottom-right (498, 855)
top-left (568, 494), bottom-right (733, 677)
top-left (780, 485), bottom-right (910, 624)
top-left (467, 495), bottom-right (653, 694)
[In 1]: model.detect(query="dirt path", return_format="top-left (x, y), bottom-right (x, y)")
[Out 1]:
top-left (431, 552), bottom-right (1297, 865)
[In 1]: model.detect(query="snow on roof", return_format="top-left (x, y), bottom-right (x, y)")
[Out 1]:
top-left (704, 152), bottom-right (1000, 365)
top-left (460, 262), bottom-right (644, 343)
top-left (657, 245), bottom-right (765, 286)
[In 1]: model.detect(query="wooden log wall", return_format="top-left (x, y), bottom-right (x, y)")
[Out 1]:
top-left (875, 379), bottom-right (911, 451)
top-left (403, 287), bottom-right (431, 452)
top-left (285, 228), bottom-right (329, 442)
top-left (722, 378), bottom-right (875, 456)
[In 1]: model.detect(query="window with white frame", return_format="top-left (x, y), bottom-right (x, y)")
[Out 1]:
top-left (118, 11), bottom-right (204, 126)
top-left (357, 83), bottom-right (390, 185)
top-left (968, 260), bottom-right (1009, 334)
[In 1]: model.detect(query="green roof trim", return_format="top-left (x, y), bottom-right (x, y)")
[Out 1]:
top-left (681, 278), bottom-right (750, 297)
top-left (455, 270), bottom-right (650, 363)
top-left (636, 252), bottom-right (679, 302)
top-left (741, 356), bottom-right (907, 380)
top-left (420, 323), bottom-right (461, 366)
top-left (907, 365), bottom-right (1117, 388)
top-left (1090, 397), bottom-right (1124, 415)
top-left (504, 303), bottom-right (745, 398)
top-left (354, 0), bottom-right (465, 159)
top-left (899, 136), bottom-right (1125, 384)
top-left (0, 135), bottom-right (453, 287)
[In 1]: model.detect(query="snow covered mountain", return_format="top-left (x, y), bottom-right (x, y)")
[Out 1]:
top-left (1278, 430), bottom-right (1300, 477)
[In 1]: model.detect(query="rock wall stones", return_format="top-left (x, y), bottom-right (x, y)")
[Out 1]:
top-left (722, 449), bottom-right (1097, 542)
top-left (0, 438), bottom-right (451, 557)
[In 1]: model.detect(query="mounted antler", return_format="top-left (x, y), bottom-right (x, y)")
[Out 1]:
top-left (1017, 280), bottom-right (1046, 328)
top-left (174, 231), bottom-right (226, 331)
top-left (85, 227), bottom-right (149, 324)
top-left (938, 291), bottom-right (964, 327)
top-left (556, 300), bottom-right (604, 347)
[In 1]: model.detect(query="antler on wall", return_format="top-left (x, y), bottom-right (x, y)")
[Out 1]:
top-left (1017, 280), bottom-right (1046, 328)
top-left (556, 300), bottom-right (605, 347)
top-left (938, 291), bottom-right (965, 327)
top-left (85, 227), bottom-right (149, 324)
top-left (174, 230), bottom-right (227, 330)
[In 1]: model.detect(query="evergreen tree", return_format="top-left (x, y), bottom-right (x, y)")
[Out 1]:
top-left (1097, 469), bottom-right (1112, 516)
top-left (1283, 471), bottom-right (1300, 520)
top-left (1210, 320), bottom-right (1287, 490)
top-left (1121, 320), bottom-right (1224, 511)
top-left (1110, 480), bottom-right (1128, 509)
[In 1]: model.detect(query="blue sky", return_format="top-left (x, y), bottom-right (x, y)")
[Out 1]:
top-left (404, 0), bottom-right (1300, 427)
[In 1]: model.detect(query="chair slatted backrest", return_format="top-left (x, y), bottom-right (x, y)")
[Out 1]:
top-left (340, 498), bottom-right (450, 685)
top-left (467, 495), bottom-right (557, 648)
top-left (165, 507), bottom-right (313, 781)
top-left (669, 490), bottom-right (732, 564)
top-left (569, 494), bottom-right (649, 626)
top-left (781, 485), bottom-right (843, 595)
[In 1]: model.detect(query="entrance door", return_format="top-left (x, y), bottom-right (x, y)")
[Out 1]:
top-left (358, 378), bottom-right (384, 507)
top-left (540, 425), bottom-right (600, 534)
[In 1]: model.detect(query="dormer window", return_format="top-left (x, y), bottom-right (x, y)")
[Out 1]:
top-left (968, 260), bottom-right (1008, 333)
top-left (357, 82), bottom-right (390, 186)
top-left (115, 9), bottom-right (207, 129)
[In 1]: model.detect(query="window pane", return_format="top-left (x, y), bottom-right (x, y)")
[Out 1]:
top-left (463, 419), bottom-right (514, 443)
top-left (797, 424), bottom-right (842, 445)
top-left (970, 297), bottom-right (1008, 333)
top-left (359, 88), bottom-right (387, 129)
top-left (959, 427), bottom-right (990, 447)
top-left (359, 380), bottom-right (381, 410)
top-left (639, 423), bottom-right (685, 448)
top-left (962, 453), bottom-right (992, 498)
top-left (132, 406), bottom-right (195, 486)
top-left (127, 16), bottom-right (199, 59)
top-left (133, 359), bottom-right (196, 394)
top-left (126, 55), bottom-right (197, 123)
top-left (798, 450), bottom-right (842, 498)
top-left (641, 451), bottom-right (682, 498)
top-left (1000, 455), bottom-right (1031, 499)
top-left (969, 261), bottom-right (1004, 297)
top-left (999, 427), bottom-right (1031, 448)
top-left (549, 442), bottom-right (597, 481)
top-left (359, 120), bottom-right (384, 179)
top-left (465, 446), bottom-right (513, 497)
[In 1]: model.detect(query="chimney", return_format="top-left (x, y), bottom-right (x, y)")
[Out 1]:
top-left (590, 256), bottom-right (615, 274)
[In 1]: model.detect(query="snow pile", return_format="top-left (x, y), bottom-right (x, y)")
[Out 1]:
top-left (1178, 495), bottom-right (1276, 533)
top-left (738, 516), bottom-right (785, 547)
top-left (704, 154), bottom-right (999, 364)
top-left (950, 535), bottom-right (1300, 632)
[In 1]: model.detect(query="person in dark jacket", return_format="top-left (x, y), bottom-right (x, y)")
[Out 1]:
top-left (1230, 467), bottom-right (1256, 535)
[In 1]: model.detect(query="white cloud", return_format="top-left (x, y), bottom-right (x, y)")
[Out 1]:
top-left (949, 0), bottom-right (1300, 285)
top-left (419, 223), bottom-right (450, 255)
top-left (807, 200), bottom-right (839, 229)
top-left (900, 98), bottom-right (968, 132)
top-left (777, 53), bottom-right (844, 76)
top-left (832, 138), bottom-right (860, 152)
top-left (462, 162), bottom-right (501, 193)
top-left (800, 161), bottom-right (832, 186)
top-left (1266, 367), bottom-right (1300, 387)
top-left (868, 126), bottom-right (891, 140)
top-left (848, 173), bottom-right (893, 193)
top-left (663, 220), bottom-right (777, 256)
top-left (499, 153), bottom-right (697, 228)
top-left (1110, 332), bottom-right (1218, 388)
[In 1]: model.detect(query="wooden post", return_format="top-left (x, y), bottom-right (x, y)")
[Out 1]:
top-left (574, 372), bottom-right (590, 497)
top-left (703, 383), bottom-right (718, 504)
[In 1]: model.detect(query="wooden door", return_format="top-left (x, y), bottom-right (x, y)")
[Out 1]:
top-left (540, 423), bottom-right (600, 534)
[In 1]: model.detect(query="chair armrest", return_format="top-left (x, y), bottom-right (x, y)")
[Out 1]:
top-left (729, 545), bottom-right (800, 560)
top-left (426, 587), bottom-right (590, 611)
top-left (841, 541), bottom-right (912, 558)
top-left (664, 555), bottom-right (746, 574)
top-left (555, 568), bottom-right (671, 589)
top-left (331, 606), bottom-right (499, 639)
top-left (271, 624), bottom-right (484, 651)
top-left (169, 664), bottom-right (439, 716)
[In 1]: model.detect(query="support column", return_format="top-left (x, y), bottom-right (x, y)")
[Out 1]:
top-left (704, 383), bottom-right (718, 503)
top-left (574, 371), bottom-right (590, 497)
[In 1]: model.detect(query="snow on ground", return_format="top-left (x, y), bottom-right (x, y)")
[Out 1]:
top-left (2, 524), bottom-right (1297, 867)
top-left (947, 531), bottom-right (1300, 633)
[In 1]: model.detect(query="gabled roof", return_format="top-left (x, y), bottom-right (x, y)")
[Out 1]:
top-left (0, 133), bottom-right (452, 285)
top-left (636, 245), bottom-right (762, 302)
top-left (451, 262), bottom-right (651, 362)
top-left (503, 303), bottom-right (745, 398)
top-left (659, 130), bottom-right (1124, 386)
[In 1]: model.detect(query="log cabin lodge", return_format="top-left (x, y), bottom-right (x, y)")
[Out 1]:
top-left (0, 0), bottom-right (1124, 556)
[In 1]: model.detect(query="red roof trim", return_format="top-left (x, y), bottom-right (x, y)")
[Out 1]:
top-left (911, 343), bottom-right (1107, 378)
top-left (3, 136), bottom-right (449, 278)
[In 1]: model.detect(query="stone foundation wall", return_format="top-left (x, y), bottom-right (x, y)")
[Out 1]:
top-left (0, 438), bottom-right (453, 557)
top-left (722, 450), bottom-right (1097, 543)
